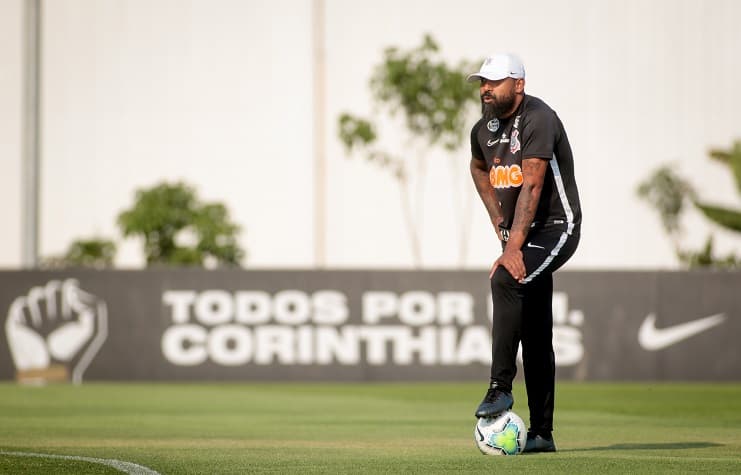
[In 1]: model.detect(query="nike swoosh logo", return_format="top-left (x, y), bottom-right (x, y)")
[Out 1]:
top-left (487, 139), bottom-right (499, 147)
top-left (526, 242), bottom-right (545, 249)
top-left (476, 424), bottom-right (485, 442)
top-left (638, 313), bottom-right (726, 351)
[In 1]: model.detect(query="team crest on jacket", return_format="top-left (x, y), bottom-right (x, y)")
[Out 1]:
top-left (487, 119), bottom-right (500, 132)
top-left (510, 129), bottom-right (521, 154)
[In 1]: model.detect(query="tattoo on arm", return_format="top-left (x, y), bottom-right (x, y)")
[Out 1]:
top-left (510, 158), bottom-right (547, 245)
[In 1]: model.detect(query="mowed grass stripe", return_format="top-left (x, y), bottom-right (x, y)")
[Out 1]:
top-left (1, 382), bottom-right (740, 474)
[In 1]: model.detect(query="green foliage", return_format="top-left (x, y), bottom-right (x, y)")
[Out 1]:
top-left (192, 203), bottom-right (244, 265)
top-left (338, 113), bottom-right (376, 149)
top-left (695, 140), bottom-right (741, 232)
top-left (637, 141), bottom-right (741, 268)
top-left (708, 140), bottom-right (741, 194)
top-left (678, 235), bottom-right (740, 269)
top-left (65, 238), bottom-right (117, 267)
top-left (336, 35), bottom-right (480, 266)
top-left (338, 113), bottom-right (405, 180)
top-left (636, 165), bottom-right (694, 234)
top-left (369, 34), bottom-right (479, 151)
top-left (117, 182), bottom-right (244, 267)
top-left (41, 238), bottom-right (117, 269)
top-left (338, 34), bottom-right (479, 177)
top-left (694, 202), bottom-right (741, 233)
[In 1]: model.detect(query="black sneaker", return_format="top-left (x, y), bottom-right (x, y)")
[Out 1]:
top-left (522, 432), bottom-right (557, 453)
top-left (474, 385), bottom-right (514, 418)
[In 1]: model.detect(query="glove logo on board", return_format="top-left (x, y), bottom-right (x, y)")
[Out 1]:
top-left (5, 279), bottom-right (108, 384)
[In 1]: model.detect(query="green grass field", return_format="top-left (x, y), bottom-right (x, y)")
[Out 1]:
top-left (1, 382), bottom-right (740, 474)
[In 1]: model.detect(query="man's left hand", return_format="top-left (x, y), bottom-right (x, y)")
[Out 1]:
top-left (489, 247), bottom-right (526, 282)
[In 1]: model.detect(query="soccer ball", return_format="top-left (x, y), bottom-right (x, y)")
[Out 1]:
top-left (474, 410), bottom-right (527, 455)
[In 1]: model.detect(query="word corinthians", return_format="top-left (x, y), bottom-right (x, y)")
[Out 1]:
top-left (161, 290), bottom-right (486, 367)
top-left (162, 325), bottom-right (491, 367)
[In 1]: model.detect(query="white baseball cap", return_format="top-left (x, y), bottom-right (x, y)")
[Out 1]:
top-left (467, 53), bottom-right (525, 82)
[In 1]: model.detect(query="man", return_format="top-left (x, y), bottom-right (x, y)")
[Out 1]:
top-left (467, 53), bottom-right (581, 453)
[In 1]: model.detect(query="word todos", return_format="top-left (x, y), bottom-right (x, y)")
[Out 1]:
top-left (161, 290), bottom-right (489, 367)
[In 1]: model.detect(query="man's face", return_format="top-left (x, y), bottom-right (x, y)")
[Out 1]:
top-left (480, 78), bottom-right (521, 119)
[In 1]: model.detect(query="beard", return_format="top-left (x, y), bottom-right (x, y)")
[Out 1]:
top-left (481, 90), bottom-right (516, 120)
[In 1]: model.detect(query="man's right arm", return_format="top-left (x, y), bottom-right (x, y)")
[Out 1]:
top-left (470, 158), bottom-right (504, 241)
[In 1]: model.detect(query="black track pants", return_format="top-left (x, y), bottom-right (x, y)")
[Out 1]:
top-left (489, 227), bottom-right (579, 433)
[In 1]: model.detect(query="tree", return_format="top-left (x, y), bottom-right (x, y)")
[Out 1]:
top-left (117, 182), bottom-right (245, 267)
top-left (41, 237), bottom-right (117, 269)
top-left (637, 141), bottom-right (741, 268)
top-left (696, 141), bottom-right (741, 232)
top-left (338, 34), bottom-right (480, 266)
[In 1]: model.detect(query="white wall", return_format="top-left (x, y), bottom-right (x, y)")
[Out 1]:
top-left (0, 0), bottom-right (23, 268)
top-left (1, 0), bottom-right (740, 269)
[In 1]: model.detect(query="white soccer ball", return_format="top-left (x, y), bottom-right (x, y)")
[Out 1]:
top-left (474, 410), bottom-right (527, 455)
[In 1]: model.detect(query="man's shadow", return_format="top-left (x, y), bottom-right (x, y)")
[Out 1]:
top-left (567, 442), bottom-right (722, 452)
